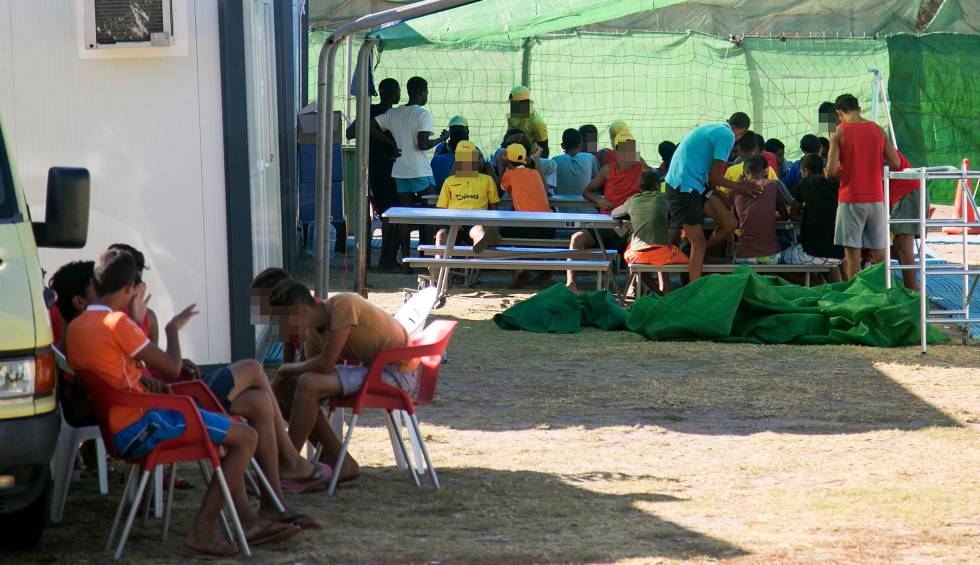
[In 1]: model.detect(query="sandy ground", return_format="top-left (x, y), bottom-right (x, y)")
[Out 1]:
top-left (7, 260), bottom-right (980, 565)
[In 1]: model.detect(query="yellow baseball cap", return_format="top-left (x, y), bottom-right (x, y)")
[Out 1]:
top-left (614, 132), bottom-right (636, 147)
top-left (506, 143), bottom-right (528, 164)
top-left (509, 86), bottom-right (531, 101)
top-left (455, 140), bottom-right (477, 160)
top-left (448, 115), bottom-right (468, 128)
top-left (609, 120), bottom-right (630, 139)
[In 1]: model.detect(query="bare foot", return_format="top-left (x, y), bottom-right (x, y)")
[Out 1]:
top-left (279, 457), bottom-right (318, 482)
top-left (184, 530), bottom-right (239, 559)
top-left (245, 519), bottom-right (301, 546)
top-left (321, 451), bottom-right (361, 483)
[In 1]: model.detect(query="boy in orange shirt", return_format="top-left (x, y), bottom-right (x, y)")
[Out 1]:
top-left (66, 249), bottom-right (299, 558)
top-left (500, 143), bottom-right (555, 286)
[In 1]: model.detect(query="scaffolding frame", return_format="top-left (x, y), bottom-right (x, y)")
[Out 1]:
top-left (884, 163), bottom-right (980, 353)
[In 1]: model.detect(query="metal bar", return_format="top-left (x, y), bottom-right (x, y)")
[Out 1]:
top-left (355, 39), bottom-right (374, 297)
top-left (926, 318), bottom-right (980, 323)
top-left (107, 465), bottom-right (137, 551)
top-left (314, 0), bottom-right (479, 297)
top-left (343, 36), bottom-right (353, 123)
top-left (162, 463), bottom-right (176, 541)
top-left (884, 164), bottom-right (892, 289)
top-left (962, 159), bottom-right (971, 345)
top-left (113, 470), bottom-right (151, 561)
top-left (920, 167), bottom-right (928, 354)
top-left (213, 467), bottom-right (251, 558)
top-left (327, 413), bottom-right (357, 496)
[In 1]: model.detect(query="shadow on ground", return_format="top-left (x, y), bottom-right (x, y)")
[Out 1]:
top-left (9, 467), bottom-right (743, 564)
top-left (424, 317), bottom-right (968, 435)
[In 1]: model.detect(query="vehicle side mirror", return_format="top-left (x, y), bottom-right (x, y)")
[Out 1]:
top-left (32, 167), bottom-right (90, 248)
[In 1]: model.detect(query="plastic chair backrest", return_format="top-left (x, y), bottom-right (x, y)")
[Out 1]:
top-left (412, 320), bottom-right (457, 406)
top-left (49, 306), bottom-right (65, 348)
top-left (73, 370), bottom-right (127, 459)
top-left (394, 287), bottom-right (439, 338)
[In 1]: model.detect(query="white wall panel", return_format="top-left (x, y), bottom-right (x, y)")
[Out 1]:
top-left (0, 0), bottom-right (232, 363)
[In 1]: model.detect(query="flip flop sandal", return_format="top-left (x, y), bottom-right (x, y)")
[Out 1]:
top-left (182, 541), bottom-right (239, 560)
top-left (248, 523), bottom-right (301, 547)
top-left (281, 463), bottom-right (332, 493)
top-left (276, 513), bottom-right (323, 530)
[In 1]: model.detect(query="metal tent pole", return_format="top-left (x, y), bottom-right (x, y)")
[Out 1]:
top-left (355, 40), bottom-right (375, 296)
top-left (961, 160), bottom-right (970, 345)
top-left (313, 0), bottom-right (479, 297)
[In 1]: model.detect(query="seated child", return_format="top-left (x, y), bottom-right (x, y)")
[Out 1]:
top-left (551, 128), bottom-right (599, 200)
top-left (108, 246), bottom-right (329, 512)
top-left (49, 260), bottom-right (97, 425)
top-left (781, 154), bottom-right (844, 280)
top-left (269, 282), bottom-right (419, 453)
top-left (614, 171), bottom-right (688, 291)
top-left (731, 156), bottom-right (790, 265)
top-left (66, 249), bottom-right (301, 558)
top-left (500, 142), bottom-right (555, 286)
top-left (434, 140), bottom-right (501, 254)
top-left (250, 268), bottom-right (362, 484)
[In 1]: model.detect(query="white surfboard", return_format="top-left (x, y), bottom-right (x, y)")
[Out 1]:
top-left (394, 286), bottom-right (439, 338)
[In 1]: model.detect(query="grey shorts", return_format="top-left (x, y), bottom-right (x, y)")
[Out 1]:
top-left (334, 363), bottom-right (422, 400)
top-left (834, 201), bottom-right (888, 250)
top-left (891, 189), bottom-right (926, 236)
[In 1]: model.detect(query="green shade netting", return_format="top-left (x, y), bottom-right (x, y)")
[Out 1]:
top-left (495, 265), bottom-right (947, 347)
top-left (887, 33), bottom-right (980, 203)
top-left (494, 285), bottom-right (627, 333)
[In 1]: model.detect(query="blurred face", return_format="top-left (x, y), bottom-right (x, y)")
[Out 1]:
top-left (510, 99), bottom-right (531, 116)
top-left (582, 132), bottom-right (598, 153)
top-left (616, 140), bottom-right (637, 165)
top-left (454, 152), bottom-right (481, 176)
top-left (820, 110), bottom-right (838, 134)
top-left (270, 304), bottom-right (314, 340)
top-left (250, 288), bottom-right (273, 324)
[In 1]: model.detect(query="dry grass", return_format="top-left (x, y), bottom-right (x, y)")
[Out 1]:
top-left (8, 265), bottom-right (980, 564)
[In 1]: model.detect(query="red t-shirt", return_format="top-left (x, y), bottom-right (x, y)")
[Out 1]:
top-left (603, 161), bottom-right (643, 214)
top-left (888, 151), bottom-right (918, 206)
top-left (762, 151), bottom-right (780, 175)
top-left (837, 121), bottom-right (886, 204)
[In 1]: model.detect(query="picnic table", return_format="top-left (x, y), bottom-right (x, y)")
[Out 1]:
top-left (422, 194), bottom-right (597, 210)
top-left (383, 207), bottom-right (625, 300)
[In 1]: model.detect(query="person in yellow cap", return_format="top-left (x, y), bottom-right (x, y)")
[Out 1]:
top-left (434, 140), bottom-right (501, 255)
top-left (567, 131), bottom-right (652, 292)
top-left (431, 115), bottom-right (486, 194)
top-left (507, 86), bottom-right (549, 158)
top-left (598, 120), bottom-right (631, 166)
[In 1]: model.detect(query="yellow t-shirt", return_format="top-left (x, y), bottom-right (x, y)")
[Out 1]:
top-left (717, 161), bottom-right (777, 194)
top-left (436, 173), bottom-right (500, 210)
top-left (506, 111), bottom-right (548, 146)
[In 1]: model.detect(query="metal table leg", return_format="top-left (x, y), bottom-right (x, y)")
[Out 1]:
top-left (435, 224), bottom-right (460, 303)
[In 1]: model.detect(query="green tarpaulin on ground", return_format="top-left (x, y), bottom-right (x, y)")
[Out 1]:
top-left (494, 285), bottom-right (628, 333)
top-left (495, 265), bottom-right (947, 347)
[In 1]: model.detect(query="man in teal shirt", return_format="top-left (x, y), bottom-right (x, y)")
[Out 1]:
top-left (664, 112), bottom-right (759, 280)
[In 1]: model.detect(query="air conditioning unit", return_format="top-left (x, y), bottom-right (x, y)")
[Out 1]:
top-left (76, 0), bottom-right (188, 59)
top-left (82, 0), bottom-right (174, 50)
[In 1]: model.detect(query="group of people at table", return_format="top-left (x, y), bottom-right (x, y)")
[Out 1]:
top-left (355, 77), bottom-right (924, 293)
top-left (50, 246), bottom-right (418, 557)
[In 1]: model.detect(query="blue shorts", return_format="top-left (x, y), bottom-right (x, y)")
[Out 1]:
top-left (114, 408), bottom-right (231, 460)
top-left (202, 367), bottom-right (236, 411)
top-left (395, 177), bottom-right (435, 194)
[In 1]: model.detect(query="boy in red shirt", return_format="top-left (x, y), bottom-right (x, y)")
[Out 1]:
top-left (67, 250), bottom-right (299, 558)
top-left (825, 93), bottom-right (901, 279)
top-left (888, 151), bottom-right (923, 290)
top-left (500, 143), bottom-right (554, 286)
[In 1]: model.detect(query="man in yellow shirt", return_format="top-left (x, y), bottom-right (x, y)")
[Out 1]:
top-left (435, 140), bottom-right (501, 253)
top-left (506, 86), bottom-right (549, 157)
top-left (717, 132), bottom-right (777, 196)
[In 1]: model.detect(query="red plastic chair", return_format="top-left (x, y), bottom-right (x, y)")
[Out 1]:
top-left (75, 370), bottom-right (252, 560)
top-left (49, 305), bottom-right (65, 347)
top-left (325, 319), bottom-right (457, 496)
top-left (169, 380), bottom-right (285, 514)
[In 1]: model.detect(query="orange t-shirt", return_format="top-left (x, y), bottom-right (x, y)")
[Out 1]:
top-left (66, 305), bottom-right (151, 433)
top-left (501, 167), bottom-right (552, 212)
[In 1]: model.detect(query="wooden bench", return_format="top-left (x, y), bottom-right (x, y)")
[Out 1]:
top-left (627, 263), bottom-right (836, 298)
top-left (403, 257), bottom-right (613, 290)
top-left (418, 245), bottom-right (617, 261)
top-left (495, 237), bottom-right (570, 248)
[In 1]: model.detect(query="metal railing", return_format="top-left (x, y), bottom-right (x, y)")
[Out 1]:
top-left (884, 161), bottom-right (980, 353)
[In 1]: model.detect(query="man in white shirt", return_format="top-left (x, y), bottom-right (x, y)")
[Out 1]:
top-left (373, 76), bottom-right (448, 266)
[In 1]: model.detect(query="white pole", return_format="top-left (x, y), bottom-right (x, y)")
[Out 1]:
top-left (919, 167), bottom-right (928, 354)
top-left (879, 72), bottom-right (899, 149)
top-left (962, 160), bottom-right (970, 344)
top-left (884, 165), bottom-right (891, 289)
top-left (870, 68), bottom-right (880, 122)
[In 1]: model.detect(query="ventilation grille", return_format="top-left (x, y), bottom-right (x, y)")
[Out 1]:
top-left (94, 0), bottom-right (165, 44)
